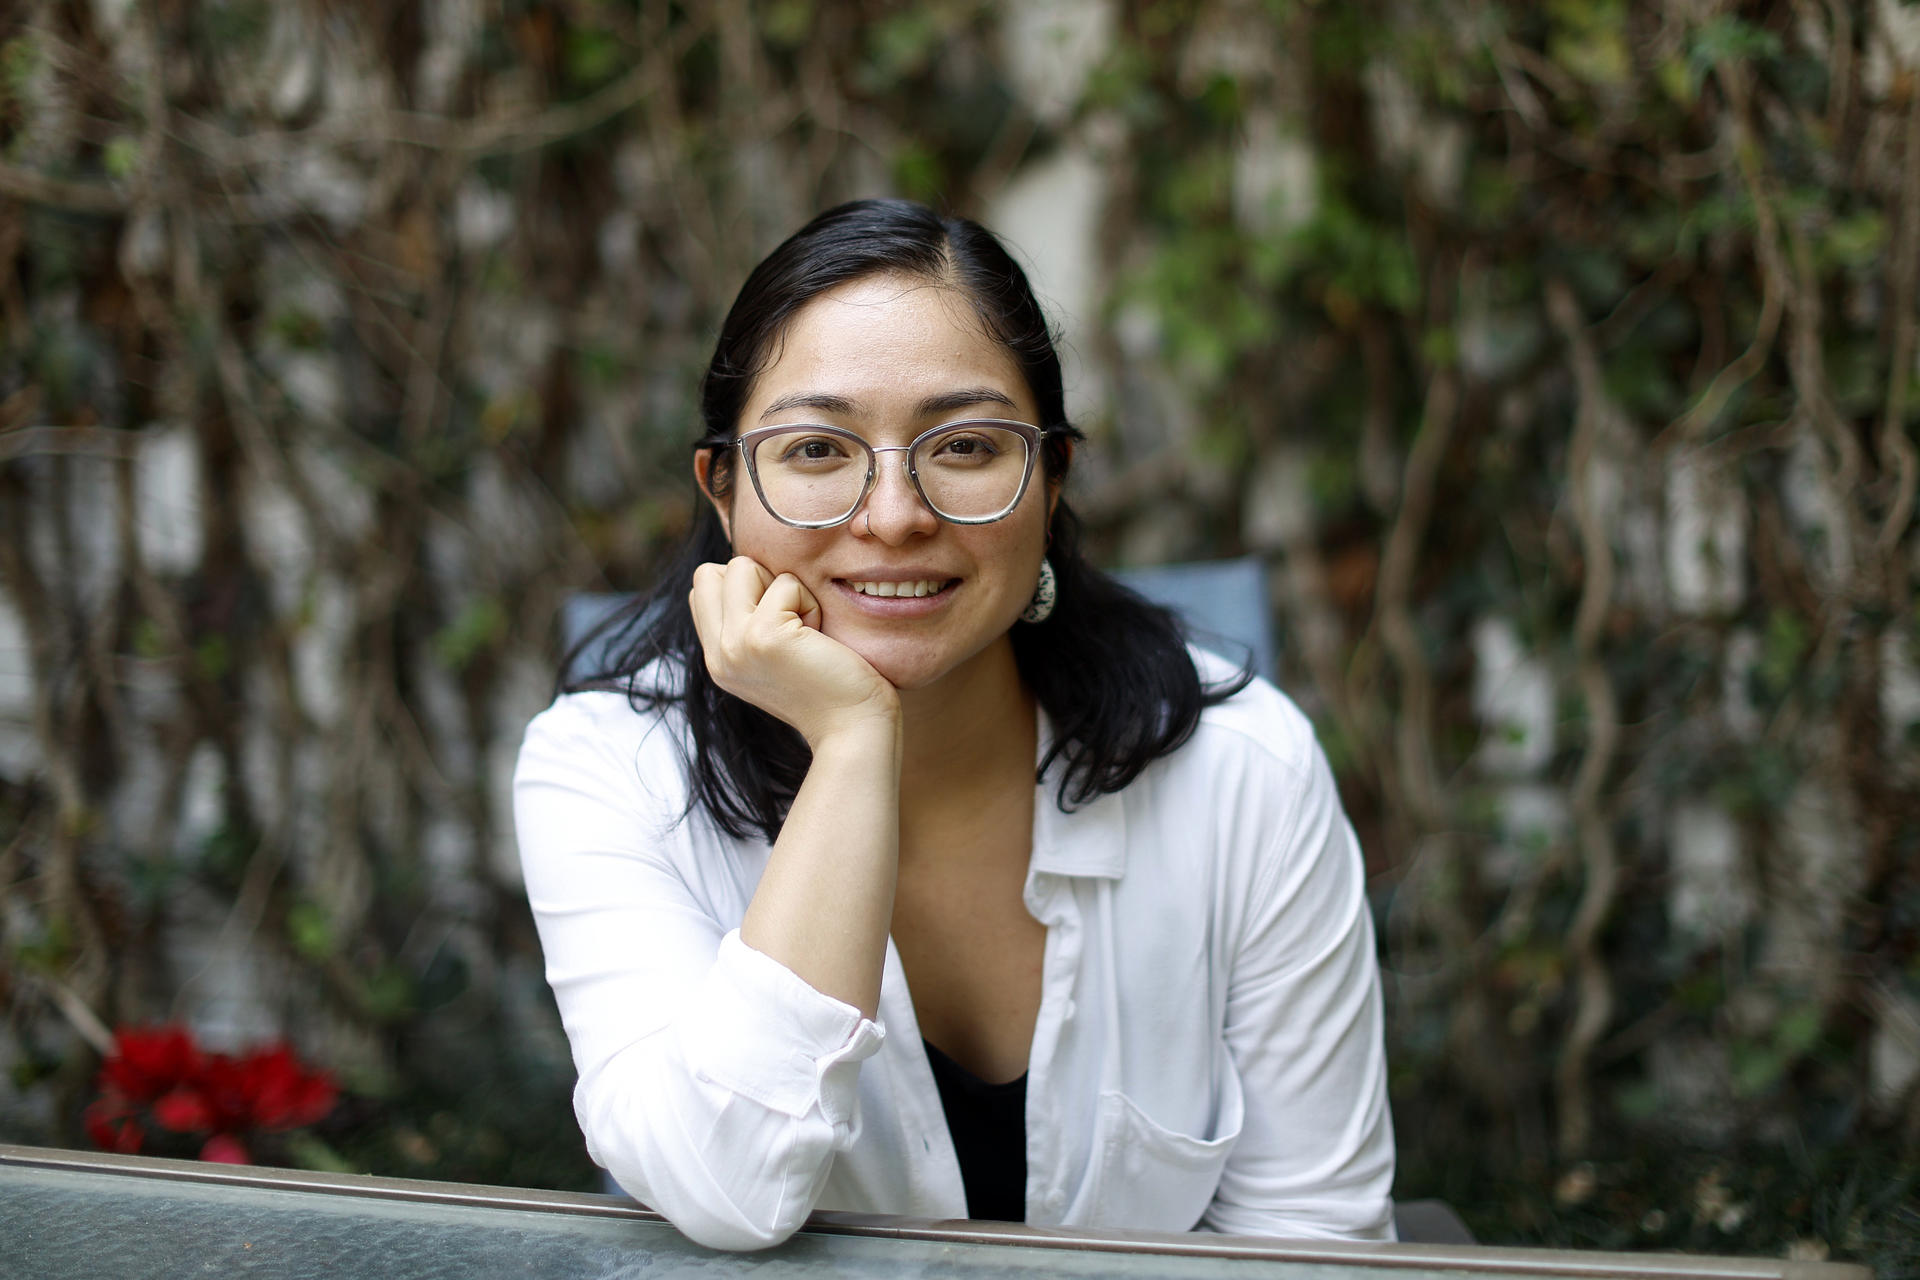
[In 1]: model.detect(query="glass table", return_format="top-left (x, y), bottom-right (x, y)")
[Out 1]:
top-left (0, 1144), bottom-right (1872, 1280)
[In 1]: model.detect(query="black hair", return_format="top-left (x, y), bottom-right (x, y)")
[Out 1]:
top-left (564, 198), bottom-right (1250, 843)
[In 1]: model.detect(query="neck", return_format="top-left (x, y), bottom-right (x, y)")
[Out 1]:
top-left (897, 635), bottom-right (1035, 806)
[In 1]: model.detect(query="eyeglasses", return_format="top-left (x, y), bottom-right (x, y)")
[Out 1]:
top-left (731, 419), bottom-right (1048, 528)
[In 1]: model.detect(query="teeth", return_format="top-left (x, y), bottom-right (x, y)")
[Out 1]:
top-left (851, 579), bottom-right (945, 598)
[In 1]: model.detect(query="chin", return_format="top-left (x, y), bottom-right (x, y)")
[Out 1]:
top-left (848, 646), bottom-right (947, 692)
top-left (833, 628), bottom-right (1006, 693)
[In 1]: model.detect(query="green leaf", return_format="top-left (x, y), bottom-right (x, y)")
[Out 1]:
top-left (1305, 448), bottom-right (1357, 512)
top-left (563, 28), bottom-right (624, 89)
top-left (0, 36), bottom-right (39, 105)
top-left (1689, 15), bottom-right (1783, 79)
top-left (1729, 1040), bottom-right (1786, 1096)
top-left (285, 1131), bottom-right (357, 1174)
top-left (103, 137), bottom-right (140, 180)
top-left (1547, 0), bottom-right (1632, 88)
top-left (860, 9), bottom-right (941, 90)
top-left (760, 0), bottom-right (813, 48)
top-left (364, 964), bottom-right (416, 1021)
top-left (1656, 56), bottom-right (1694, 106)
top-left (288, 901), bottom-right (336, 960)
top-left (1759, 608), bottom-right (1809, 695)
top-left (1676, 971), bottom-right (1724, 1013)
top-left (131, 617), bottom-right (167, 659)
top-left (1775, 1005), bottom-right (1823, 1057)
top-left (1820, 212), bottom-right (1886, 270)
top-left (197, 824), bottom-right (253, 884)
top-left (892, 142), bottom-right (944, 204)
top-left (1615, 1078), bottom-right (1662, 1121)
top-left (194, 635), bottom-right (230, 682)
top-left (433, 597), bottom-right (507, 672)
top-left (1198, 72), bottom-right (1241, 125)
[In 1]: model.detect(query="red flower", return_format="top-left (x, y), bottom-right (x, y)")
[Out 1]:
top-left (83, 1097), bottom-right (144, 1153)
top-left (99, 1025), bottom-right (201, 1102)
top-left (198, 1134), bottom-right (251, 1164)
top-left (236, 1045), bottom-right (338, 1131)
top-left (86, 1025), bottom-right (339, 1162)
top-left (151, 1087), bottom-right (217, 1133)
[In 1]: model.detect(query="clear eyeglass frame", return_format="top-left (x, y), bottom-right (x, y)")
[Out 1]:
top-left (730, 418), bottom-right (1050, 529)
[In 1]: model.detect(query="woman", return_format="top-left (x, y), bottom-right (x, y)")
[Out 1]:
top-left (513, 199), bottom-right (1394, 1251)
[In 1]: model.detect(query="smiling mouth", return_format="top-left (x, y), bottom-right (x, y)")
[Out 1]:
top-left (843, 578), bottom-right (956, 598)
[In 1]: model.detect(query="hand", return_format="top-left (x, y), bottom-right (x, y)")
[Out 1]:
top-left (689, 556), bottom-right (901, 747)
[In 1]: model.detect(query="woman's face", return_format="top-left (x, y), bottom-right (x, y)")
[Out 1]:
top-left (696, 270), bottom-right (1058, 693)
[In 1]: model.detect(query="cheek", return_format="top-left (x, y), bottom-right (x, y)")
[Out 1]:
top-left (986, 523), bottom-right (1048, 596)
top-left (729, 513), bottom-right (834, 580)
top-left (722, 506), bottom-right (778, 560)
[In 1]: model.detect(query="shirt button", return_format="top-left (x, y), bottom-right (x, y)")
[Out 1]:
top-left (1045, 1190), bottom-right (1065, 1212)
top-left (1061, 999), bottom-right (1077, 1020)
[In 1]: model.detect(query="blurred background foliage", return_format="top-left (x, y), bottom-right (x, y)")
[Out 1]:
top-left (1, 0), bottom-right (1917, 1270)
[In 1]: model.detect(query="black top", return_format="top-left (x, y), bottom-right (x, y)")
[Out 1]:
top-left (922, 1038), bottom-right (1028, 1222)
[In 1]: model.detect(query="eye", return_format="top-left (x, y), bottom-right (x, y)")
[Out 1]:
top-left (776, 434), bottom-right (853, 463)
top-left (932, 432), bottom-right (999, 459)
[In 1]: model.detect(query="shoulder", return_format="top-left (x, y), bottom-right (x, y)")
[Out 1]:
top-left (1179, 647), bottom-right (1321, 787)
top-left (1119, 648), bottom-right (1345, 896)
top-left (515, 675), bottom-right (693, 808)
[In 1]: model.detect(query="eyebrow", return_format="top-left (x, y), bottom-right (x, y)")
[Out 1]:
top-left (757, 386), bottom-right (1021, 422)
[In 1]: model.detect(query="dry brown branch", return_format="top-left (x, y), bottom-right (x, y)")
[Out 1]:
top-left (1545, 277), bottom-right (1621, 1158)
top-left (0, 164), bottom-right (126, 215)
top-left (1, 22), bottom-right (695, 226)
top-left (1358, 317), bottom-right (1400, 514)
top-left (0, 471), bottom-right (111, 1021)
top-left (1821, 0), bottom-right (1855, 145)
top-left (38, 973), bottom-right (113, 1055)
top-left (211, 329), bottom-right (334, 550)
top-left (1370, 368), bottom-right (1459, 827)
top-left (0, 425), bottom-right (144, 461)
top-left (1724, 51), bottom-right (1881, 613)
top-left (1484, 32), bottom-right (1558, 130)
top-left (1783, 224), bottom-right (1868, 574)
top-left (177, 51), bottom-right (679, 168)
top-left (1593, 259), bottom-right (1689, 350)
top-left (1654, 63), bottom-right (1786, 449)
top-left (1879, 90), bottom-right (1920, 561)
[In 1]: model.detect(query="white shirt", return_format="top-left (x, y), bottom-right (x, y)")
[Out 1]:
top-left (512, 652), bottom-right (1396, 1251)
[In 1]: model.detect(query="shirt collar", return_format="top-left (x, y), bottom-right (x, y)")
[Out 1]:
top-left (1029, 706), bottom-right (1129, 880)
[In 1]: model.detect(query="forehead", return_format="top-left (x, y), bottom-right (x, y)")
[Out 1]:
top-left (746, 273), bottom-right (1031, 419)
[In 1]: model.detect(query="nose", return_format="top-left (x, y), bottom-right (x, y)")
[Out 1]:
top-left (853, 447), bottom-right (939, 543)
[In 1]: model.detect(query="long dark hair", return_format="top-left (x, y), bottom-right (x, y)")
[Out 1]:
top-left (566, 199), bottom-right (1249, 843)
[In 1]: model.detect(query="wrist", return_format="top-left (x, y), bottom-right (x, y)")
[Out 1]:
top-left (805, 704), bottom-right (903, 763)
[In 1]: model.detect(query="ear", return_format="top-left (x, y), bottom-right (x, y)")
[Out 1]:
top-left (1044, 438), bottom-right (1073, 523)
top-left (694, 447), bottom-right (734, 544)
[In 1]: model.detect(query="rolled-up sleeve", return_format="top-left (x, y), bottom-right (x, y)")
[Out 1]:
top-left (514, 697), bottom-right (884, 1250)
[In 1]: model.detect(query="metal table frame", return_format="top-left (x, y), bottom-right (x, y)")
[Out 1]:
top-left (0, 1145), bottom-right (1871, 1280)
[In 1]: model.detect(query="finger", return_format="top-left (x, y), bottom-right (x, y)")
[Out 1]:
top-left (758, 573), bottom-right (813, 625)
top-left (687, 562), bottom-right (725, 648)
top-left (722, 555), bottom-right (772, 621)
top-left (793, 577), bottom-right (822, 630)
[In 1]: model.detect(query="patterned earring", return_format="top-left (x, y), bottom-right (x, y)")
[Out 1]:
top-left (1020, 558), bottom-right (1057, 624)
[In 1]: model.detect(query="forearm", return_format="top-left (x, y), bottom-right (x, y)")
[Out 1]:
top-left (517, 695), bottom-right (889, 1249)
top-left (740, 720), bottom-right (902, 1018)
top-left (575, 930), bottom-right (883, 1250)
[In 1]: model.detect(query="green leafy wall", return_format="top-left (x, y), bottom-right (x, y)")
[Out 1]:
top-left (1, 0), bottom-right (1915, 1267)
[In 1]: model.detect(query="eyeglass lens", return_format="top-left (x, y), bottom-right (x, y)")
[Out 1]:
top-left (749, 423), bottom-right (1030, 524)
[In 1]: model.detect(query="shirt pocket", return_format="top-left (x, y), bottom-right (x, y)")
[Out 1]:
top-left (1071, 1057), bottom-right (1246, 1232)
